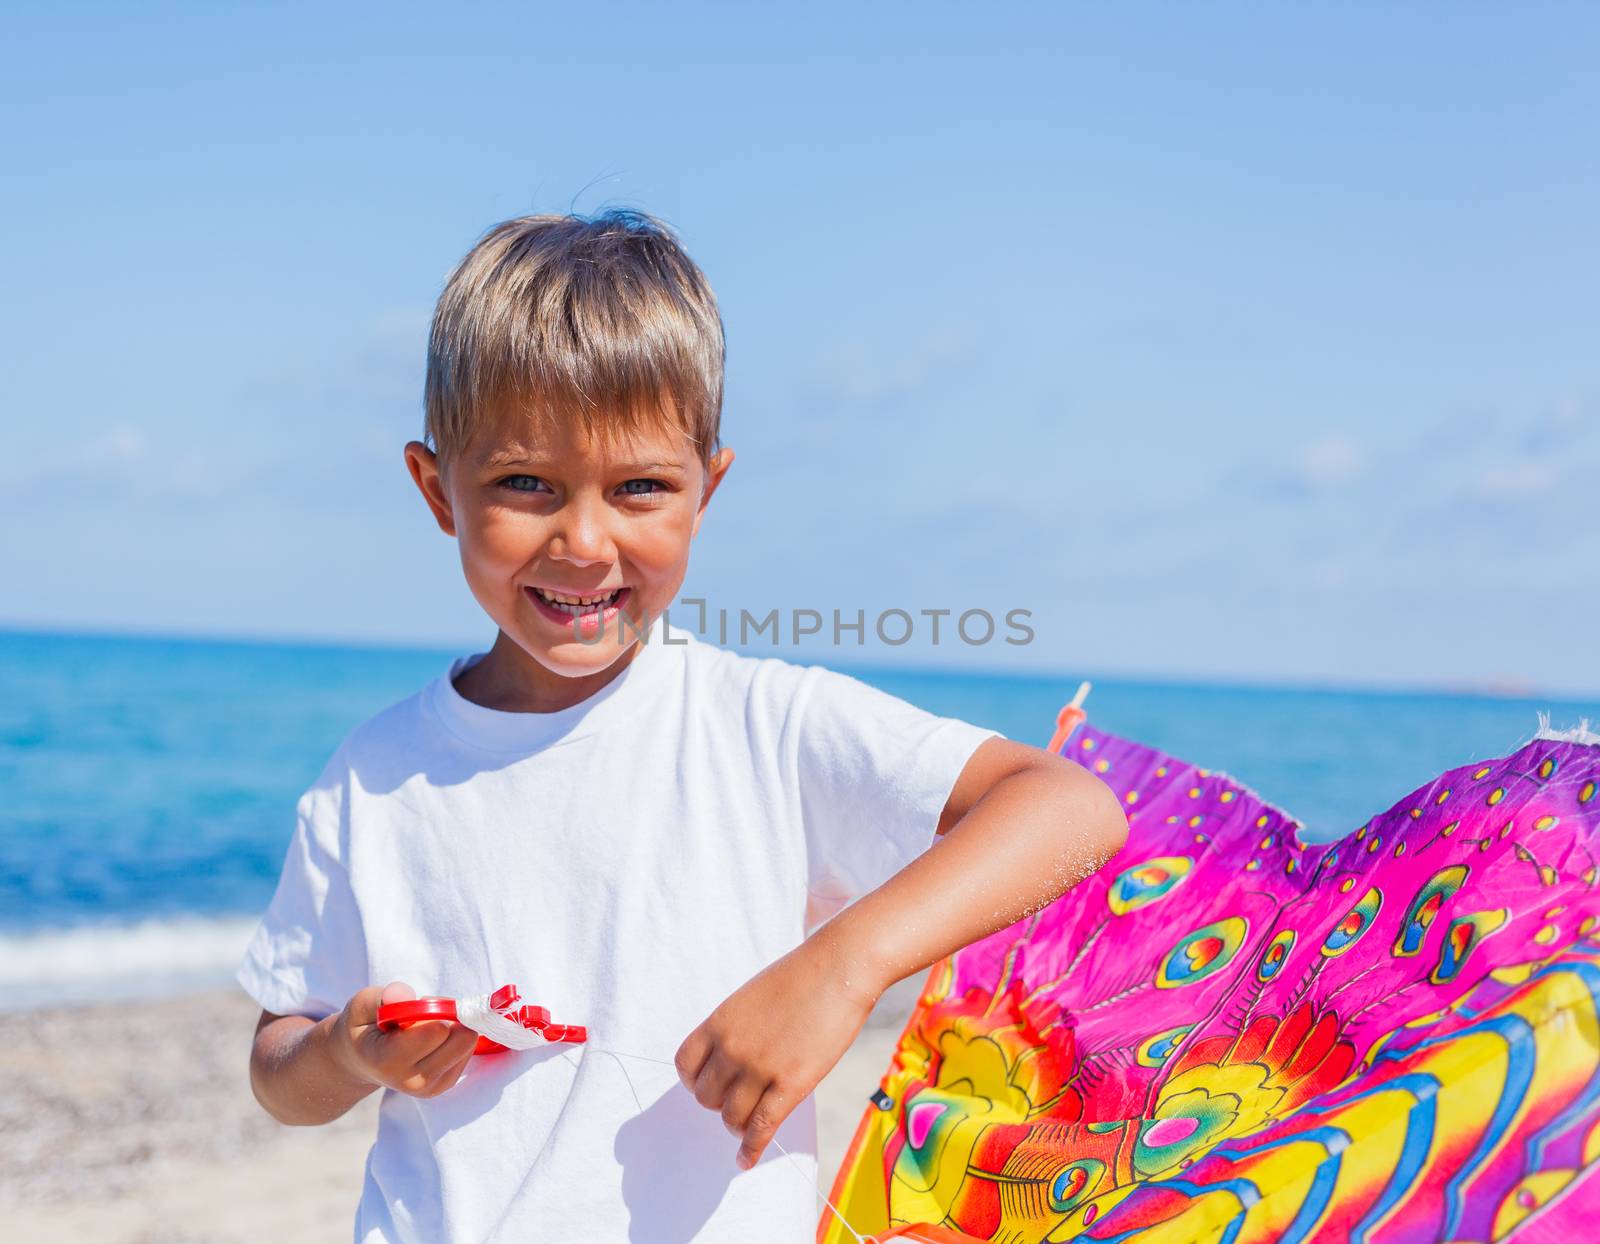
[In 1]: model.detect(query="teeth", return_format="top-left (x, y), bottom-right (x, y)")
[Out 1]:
top-left (534, 587), bottom-right (621, 614)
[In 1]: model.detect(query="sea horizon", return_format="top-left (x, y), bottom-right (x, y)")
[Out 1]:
top-left (4, 619), bottom-right (1594, 705)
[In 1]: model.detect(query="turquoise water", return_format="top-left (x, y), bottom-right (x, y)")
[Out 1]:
top-left (2, 628), bottom-right (1594, 1002)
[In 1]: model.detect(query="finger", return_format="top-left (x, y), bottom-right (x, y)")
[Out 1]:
top-left (719, 1072), bottom-right (770, 1139)
top-left (737, 1083), bottom-right (793, 1170)
top-left (393, 1030), bottom-right (462, 1096)
top-left (380, 980), bottom-right (417, 1006)
top-left (415, 1021), bottom-right (479, 1079)
top-left (347, 980), bottom-right (416, 1033)
top-left (674, 1025), bottom-right (712, 1091)
top-left (422, 1049), bottom-right (475, 1097)
top-left (343, 985), bottom-right (388, 1029)
top-left (377, 1017), bottom-right (457, 1066)
top-left (692, 1049), bottom-right (739, 1111)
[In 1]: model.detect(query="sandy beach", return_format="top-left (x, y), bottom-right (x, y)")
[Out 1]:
top-left (0, 979), bottom-right (918, 1242)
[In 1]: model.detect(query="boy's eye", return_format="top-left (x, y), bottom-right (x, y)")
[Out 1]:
top-left (498, 474), bottom-right (551, 493)
top-left (617, 479), bottom-right (667, 497)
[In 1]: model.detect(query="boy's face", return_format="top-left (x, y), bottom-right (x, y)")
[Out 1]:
top-left (405, 410), bottom-right (732, 684)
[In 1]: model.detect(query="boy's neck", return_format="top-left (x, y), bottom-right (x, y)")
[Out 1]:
top-left (452, 631), bottom-right (643, 714)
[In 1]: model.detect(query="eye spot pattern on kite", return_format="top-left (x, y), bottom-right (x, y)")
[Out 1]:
top-left (1156, 917), bottom-right (1248, 988)
top-left (1322, 887), bottom-right (1382, 957)
top-left (1258, 930), bottom-right (1296, 981)
top-left (1048, 1159), bottom-right (1106, 1212)
top-left (1394, 866), bottom-right (1467, 957)
top-left (1107, 856), bottom-right (1193, 915)
top-left (1135, 1025), bottom-right (1195, 1067)
top-left (1431, 909), bottom-right (1509, 984)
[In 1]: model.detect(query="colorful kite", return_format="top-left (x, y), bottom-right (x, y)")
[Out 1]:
top-left (823, 713), bottom-right (1600, 1241)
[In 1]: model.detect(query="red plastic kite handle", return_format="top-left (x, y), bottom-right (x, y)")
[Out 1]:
top-left (376, 987), bottom-right (587, 1055)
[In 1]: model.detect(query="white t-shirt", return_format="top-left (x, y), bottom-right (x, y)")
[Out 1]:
top-left (236, 622), bottom-right (998, 1244)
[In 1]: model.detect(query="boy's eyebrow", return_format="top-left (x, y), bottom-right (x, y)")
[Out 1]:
top-left (476, 448), bottom-right (689, 475)
top-left (615, 461), bottom-right (688, 475)
top-left (479, 447), bottom-right (547, 469)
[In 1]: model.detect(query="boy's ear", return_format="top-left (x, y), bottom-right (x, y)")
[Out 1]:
top-left (404, 441), bottom-right (457, 537)
top-left (691, 447), bottom-right (735, 537)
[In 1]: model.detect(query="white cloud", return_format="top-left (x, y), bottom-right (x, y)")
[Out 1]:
top-left (1296, 434), bottom-right (1366, 488)
top-left (1473, 457), bottom-right (1561, 499)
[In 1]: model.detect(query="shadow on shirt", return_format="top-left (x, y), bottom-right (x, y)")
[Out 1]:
top-left (614, 1078), bottom-right (741, 1241)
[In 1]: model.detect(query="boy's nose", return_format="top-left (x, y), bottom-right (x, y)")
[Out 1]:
top-left (548, 501), bottom-right (617, 567)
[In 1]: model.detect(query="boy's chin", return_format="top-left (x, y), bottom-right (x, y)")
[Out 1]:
top-left (529, 640), bottom-right (640, 681)
top-left (508, 619), bottom-right (651, 682)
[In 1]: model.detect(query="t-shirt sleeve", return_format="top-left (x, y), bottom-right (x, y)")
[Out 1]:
top-left (791, 665), bottom-right (1001, 919)
top-left (235, 762), bottom-right (369, 1020)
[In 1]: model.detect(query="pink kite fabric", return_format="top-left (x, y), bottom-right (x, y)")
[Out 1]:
top-left (823, 723), bottom-right (1600, 1241)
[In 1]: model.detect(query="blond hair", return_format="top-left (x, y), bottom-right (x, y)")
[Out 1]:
top-left (424, 210), bottom-right (725, 462)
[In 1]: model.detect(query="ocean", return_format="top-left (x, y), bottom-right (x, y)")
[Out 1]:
top-left (2, 628), bottom-right (1594, 1008)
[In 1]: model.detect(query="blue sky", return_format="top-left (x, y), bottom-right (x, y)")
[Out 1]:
top-left (4, 3), bottom-right (1596, 692)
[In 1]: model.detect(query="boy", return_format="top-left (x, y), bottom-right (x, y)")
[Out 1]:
top-left (240, 210), bottom-right (1127, 1242)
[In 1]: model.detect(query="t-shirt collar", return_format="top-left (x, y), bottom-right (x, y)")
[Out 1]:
top-left (427, 615), bottom-right (683, 753)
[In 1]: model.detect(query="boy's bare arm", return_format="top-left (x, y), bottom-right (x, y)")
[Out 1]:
top-left (675, 737), bottom-right (1128, 1168)
top-left (250, 982), bottom-right (479, 1125)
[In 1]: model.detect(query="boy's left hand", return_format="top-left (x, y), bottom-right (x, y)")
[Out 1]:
top-left (675, 937), bottom-right (879, 1169)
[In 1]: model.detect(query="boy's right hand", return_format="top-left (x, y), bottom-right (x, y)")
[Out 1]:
top-left (332, 981), bottom-right (480, 1098)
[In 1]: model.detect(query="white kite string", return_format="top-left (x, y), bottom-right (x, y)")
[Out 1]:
top-left (451, 995), bottom-right (872, 1241)
top-left (572, 1042), bottom-right (872, 1244)
top-left (454, 993), bottom-right (567, 1051)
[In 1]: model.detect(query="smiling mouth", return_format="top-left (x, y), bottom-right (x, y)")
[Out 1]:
top-left (525, 585), bottom-right (630, 621)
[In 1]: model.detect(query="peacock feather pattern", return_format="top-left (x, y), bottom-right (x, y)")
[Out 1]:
top-left (823, 722), bottom-right (1600, 1241)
